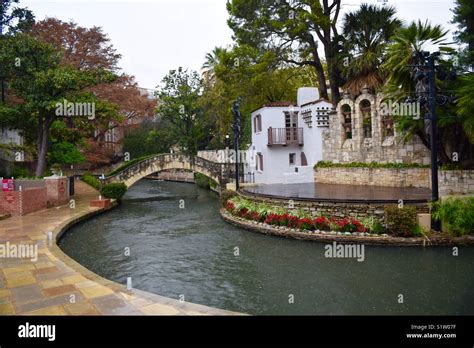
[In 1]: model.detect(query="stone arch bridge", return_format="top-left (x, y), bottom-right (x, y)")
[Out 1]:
top-left (105, 154), bottom-right (236, 188)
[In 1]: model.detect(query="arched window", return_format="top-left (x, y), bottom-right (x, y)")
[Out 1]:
top-left (360, 100), bottom-right (372, 138)
top-left (341, 104), bottom-right (352, 140)
top-left (382, 116), bottom-right (394, 138)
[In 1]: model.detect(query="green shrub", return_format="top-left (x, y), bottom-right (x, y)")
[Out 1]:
top-left (11, 166), bottom-right (32, 178)
top-left (432, 197), bottom-right (474, 236)
top-left (101, 183), bottom-right (127, 201)
top-left (384, 205), bottom-right (418, 237)
top-left (82, 174), bottom-right (101, 190)
top-left (195, 173), bottom-right (218, 190)
top-left (360, 216), bottom-right (386, 234)
top-left (195, 172), bottom-right (210, 188)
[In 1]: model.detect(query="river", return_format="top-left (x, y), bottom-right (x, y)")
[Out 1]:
top-left (59, 179), bottom-right (474, 315)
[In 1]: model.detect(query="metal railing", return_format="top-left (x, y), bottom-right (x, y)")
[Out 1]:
top-left (267, 127), bottom-right (303, 146)
top-left (227, 171), bottom-right (255, 184)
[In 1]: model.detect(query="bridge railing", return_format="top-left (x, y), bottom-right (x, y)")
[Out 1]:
top-left (104, 153), bottom-right (236, 185)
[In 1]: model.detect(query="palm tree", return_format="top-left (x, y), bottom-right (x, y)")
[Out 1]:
top-left (381, 21), bottom-right (474, 167)
top-left (201, 46), bottom-right (226, 83)
top-left (382, 20), bottom-right (449, 100)
top-left (341, 3), bottom-right (402, 95)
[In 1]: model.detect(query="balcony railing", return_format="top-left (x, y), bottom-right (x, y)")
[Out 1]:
top-left (267, 127), bottom-right (303, 146)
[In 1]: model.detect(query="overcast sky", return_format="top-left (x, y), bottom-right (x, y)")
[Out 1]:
top-left (20, 0), bottom-right (458, 90)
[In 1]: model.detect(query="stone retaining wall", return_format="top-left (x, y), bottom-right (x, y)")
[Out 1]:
top-left (221, 209), bottom-right (474, 246)
top-left (238, 191), bottom-right (429, 222)
top-left (314, 167), bottom-right (474, 196)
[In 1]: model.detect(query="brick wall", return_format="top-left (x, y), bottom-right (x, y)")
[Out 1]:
top-left (0, 187), bottom-right (47, 216)
top-left (21, 188), bottom-right (48, 215)
top-left (45, 176), bottom-right (69, 207)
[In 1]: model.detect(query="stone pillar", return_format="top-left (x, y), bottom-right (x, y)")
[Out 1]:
top-left (44, 176), bottom-right (69, 207)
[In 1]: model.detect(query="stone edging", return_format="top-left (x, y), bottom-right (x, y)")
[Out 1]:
top-left (220, 209), bottom-right (474, 247)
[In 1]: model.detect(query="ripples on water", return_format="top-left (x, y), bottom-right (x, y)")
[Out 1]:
top-left (59, 180), bottom-right (474, 315)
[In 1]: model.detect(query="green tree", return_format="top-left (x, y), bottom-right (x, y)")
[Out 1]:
top-left (0, 33), bottom-right (116, 176)
top-left (0, 0), bottom-right (35, 103)
top-left (341, 3), bottom-right (401, 94)
top-left (156, 68), bottom-right (212, 155)
top-left (48, 141), bottom-right (85, 166)
top-left (0, 0), bottom-right (34, 35)
top-left (227, 0), bottom-right (343, 104)
top-left (382, 20), bottom-right (450, 99)
top-left (202, 46), bottom-right (226, 84)
top-left (200, 44), bottom-right (316, 148)
top-left (383, 21), bottom-right (474, 167)
top-left (451, 0), bottom-right (474, 67)
top-left (123, 119), bottom-right (174, 158)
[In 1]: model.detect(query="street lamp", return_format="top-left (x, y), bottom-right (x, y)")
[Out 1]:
top-left (231, 97), bottom-right (242, 190)
top-left (410, 51), bottom-right (447, 231)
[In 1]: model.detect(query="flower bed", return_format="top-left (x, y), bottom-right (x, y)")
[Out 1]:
top-left (225, 196), bottom-right (377, 234)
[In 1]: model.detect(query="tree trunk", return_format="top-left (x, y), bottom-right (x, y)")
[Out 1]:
top-left (35, 114), bottom-right (51, 177)
top-left (324, 44), bottom-right (341, 106)
top-left (308, 35), bottom-right (329, 100)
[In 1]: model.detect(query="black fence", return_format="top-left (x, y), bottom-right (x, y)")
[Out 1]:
top-left (227, 171), bottom-right (255, 184)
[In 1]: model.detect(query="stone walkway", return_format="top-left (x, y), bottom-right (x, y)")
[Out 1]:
top-left (0, 181), bottom-right (237, 315)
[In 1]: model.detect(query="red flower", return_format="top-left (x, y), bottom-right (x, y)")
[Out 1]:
top-left (238, 208), bottom-right (249, 218)
top-left (225, 201), bottom-right (235, 213)
top-left (264, 213), bottom-right (281, 225)
top-left (297, 218), bottom-right (314, 230)
top-left (249, 211), bottom-right (260, 222)
top-left (314, 216), bottom-right (330, 231)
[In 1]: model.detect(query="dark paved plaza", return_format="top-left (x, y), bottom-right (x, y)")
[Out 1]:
top-left (242, 183), bottom-right (432, 203)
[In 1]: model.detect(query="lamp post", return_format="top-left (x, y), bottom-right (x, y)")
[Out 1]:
top-left (411, 51), bottom-right (441, 230)
top-left (231, 97), bottom-right (242, 191)
top-left (427, 55), bottom-right (439, 205)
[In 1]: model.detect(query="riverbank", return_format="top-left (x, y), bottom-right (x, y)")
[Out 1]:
top-left (0, 181), bottom-right (239, 315)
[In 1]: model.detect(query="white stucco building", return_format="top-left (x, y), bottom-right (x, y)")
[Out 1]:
top-left (245, 87), bottom-right (332, 184)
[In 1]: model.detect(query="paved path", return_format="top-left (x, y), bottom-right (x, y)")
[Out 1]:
top-left (0, 181), bottom-right (237, 315)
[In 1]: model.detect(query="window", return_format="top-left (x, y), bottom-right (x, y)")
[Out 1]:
top-left (254, 114), bottom-right (262, 133)
top-left (341, 104), bottom-right (352, 140)
top-left (256, 153), bottom-right (263, 171)
top-left (285, 112), bottom-right (298, 128)
top-left (360, 100), bottom-right (372, 138)
top-left (382, 116), bottom-right (394, 138)
top-left (289, 153), bottom-right (296, 165)
top-left (285, 111), bottom-right (298, 142)
top-left (301, 152), bottom-right (308, 166)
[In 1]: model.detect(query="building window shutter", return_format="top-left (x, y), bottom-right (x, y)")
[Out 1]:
top-left (301, 152), bottom-right (308, 166)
